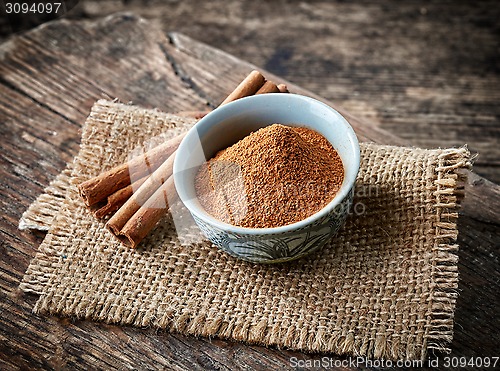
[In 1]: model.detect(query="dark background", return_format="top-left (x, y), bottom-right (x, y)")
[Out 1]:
top-left (1, 0), bottom-right (499, 183)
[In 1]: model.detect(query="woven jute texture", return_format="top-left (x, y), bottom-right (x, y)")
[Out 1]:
top-left (20, 100), bottom-right (471, 361)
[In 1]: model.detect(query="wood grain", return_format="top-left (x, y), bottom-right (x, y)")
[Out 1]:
top-left (47, 0), bottom-right (499, 183)
top-left (0, 13), bottom-right (498, 371)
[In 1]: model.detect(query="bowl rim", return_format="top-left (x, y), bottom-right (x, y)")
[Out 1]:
top-left (173, 93), bottom-right (360, 235)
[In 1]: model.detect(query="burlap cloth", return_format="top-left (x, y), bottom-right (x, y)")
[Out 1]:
top-left (20, 100), bottom-right (471, 361)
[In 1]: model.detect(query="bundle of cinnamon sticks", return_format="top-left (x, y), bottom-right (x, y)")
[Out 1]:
top-left (78, 70), bottom-right (289, 248)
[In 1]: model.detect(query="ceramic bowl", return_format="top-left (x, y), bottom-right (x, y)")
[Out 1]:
top-left (173, 93), bottom-right (360, 263)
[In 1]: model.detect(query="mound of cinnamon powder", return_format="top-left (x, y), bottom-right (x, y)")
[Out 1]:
top-left (195, 124), bottom-right (344, 228)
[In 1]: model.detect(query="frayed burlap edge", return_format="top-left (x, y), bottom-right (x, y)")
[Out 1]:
top-left (20, 100), bottom-right (197, 294)
top-left (20, 148), bottom-right (471, 360)
top-left (19, 166), bottom-right (73, 231)
top-left (143, 147), bottom-right (471, 360)
top-left (19, 100), bottom-right (472, 361)
top-left (425, 147), bottom-right (470, 356)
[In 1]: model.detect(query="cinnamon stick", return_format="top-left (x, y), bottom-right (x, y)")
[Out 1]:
top-left (175, 110), bottom-right (211, 119)
top-left (256, 80), bottom-right (280, 94)
top-left (277, 84), bottom-right (289, 93)
top-left (219, 70), bottom-right (266, 105)
top-left (93, 175), bottom-right (148, 219)
top-left (117, 176), bottom-right (178, 248)
top-left (106, 151), bottom-right (176, 236)
top-left (78, 133), bottom-right (184, 206)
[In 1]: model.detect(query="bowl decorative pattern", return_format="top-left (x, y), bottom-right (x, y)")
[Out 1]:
top-left (192, 187), bottom-right (354, 263)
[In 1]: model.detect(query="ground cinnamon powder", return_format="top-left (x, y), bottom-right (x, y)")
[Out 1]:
top-left (195, 124), bottom-right (344, 228)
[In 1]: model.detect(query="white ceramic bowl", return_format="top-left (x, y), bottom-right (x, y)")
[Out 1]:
top-left (173, 93), bottom-right (360, 263)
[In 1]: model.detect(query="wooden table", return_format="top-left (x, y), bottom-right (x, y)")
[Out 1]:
top-left (0, 13), bottom-right (498, 370)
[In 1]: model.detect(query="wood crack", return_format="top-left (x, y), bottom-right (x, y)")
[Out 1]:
top-left (161, 35), bottom-right (217, 109)
top-left (0, 77), bottom-right (80, 128)
top-left (170, 333), bottom-right (234, 370)
top-left (461, 215), bottom-right (500, 229)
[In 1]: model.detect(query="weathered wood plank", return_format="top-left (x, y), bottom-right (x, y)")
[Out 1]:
top-left (0, 13), bottom-right (498, 371)
top-left (168, 32), bottom-right (407, 147)
top-left (53, 0), bottom-right (500, 183)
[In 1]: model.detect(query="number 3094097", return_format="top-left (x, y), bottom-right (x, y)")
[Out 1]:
top-left (5, 2), bottom-right (62, 14)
